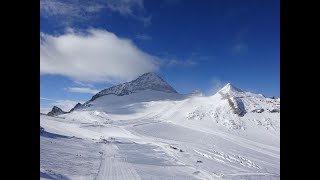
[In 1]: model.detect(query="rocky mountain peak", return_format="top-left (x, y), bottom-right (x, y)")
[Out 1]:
top-left (47, 106), bottom-right (66, 117)
top-left (87, 72), bottom-right (178, 103)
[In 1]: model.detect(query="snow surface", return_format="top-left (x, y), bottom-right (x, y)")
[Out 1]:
top-left (40, 83), bottom-right (280, 180)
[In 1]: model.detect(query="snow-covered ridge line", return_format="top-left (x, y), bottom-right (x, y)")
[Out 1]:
top-left (84, 72), bottom-right (177, 105)
top-left (60, 73), bottom-right (279, 124)
top-left (41, 78), bottom-right (280, 179)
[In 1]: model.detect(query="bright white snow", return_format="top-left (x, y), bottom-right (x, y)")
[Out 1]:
top-left (40, 83), bottom-right (280, 180)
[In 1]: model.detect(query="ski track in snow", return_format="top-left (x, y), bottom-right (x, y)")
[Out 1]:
top-left (41, 82), bottom-right (279, 180)
top-left (95, 144), bottom-right (141, 180)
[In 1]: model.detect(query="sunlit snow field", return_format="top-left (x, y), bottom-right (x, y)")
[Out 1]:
top-left (40, 84), bottom-right (279, 180)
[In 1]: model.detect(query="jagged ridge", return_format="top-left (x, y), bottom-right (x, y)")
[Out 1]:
top-left (47, 106), bottom-right (66, 117)
top-left (86, 72), bottom-right (177, 103)
top-left (69, 103), bottom-right (82, 113)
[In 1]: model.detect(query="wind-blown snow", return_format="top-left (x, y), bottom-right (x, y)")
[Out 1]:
top-left (41, 80), bottom-right (279, 180)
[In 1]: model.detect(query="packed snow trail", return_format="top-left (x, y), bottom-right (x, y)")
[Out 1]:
top-left (95, 144), bottom-right (141, 180)
top-left (41, 78), bottom-right (279, 179)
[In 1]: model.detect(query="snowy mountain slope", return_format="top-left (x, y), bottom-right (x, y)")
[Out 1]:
top-left (85, 72), bottom-right (177, 104)
top-left (78, 82), bottom-right (279, 133)
top-left (69, 102), bottom-right (82, 112)
top-left (41, 74), bottom-right (280, 180)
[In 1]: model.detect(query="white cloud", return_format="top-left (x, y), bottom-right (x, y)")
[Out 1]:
top-left (40, 107), bottom-right (52, 114)
top-left (66, 87), bottom-right (100, 94)
top-left (40, 97), bottom-right (85, 112)
top-left (40, 28), bottom-right (159, 83)
top-left (53, 100), bottom-right (84, 112)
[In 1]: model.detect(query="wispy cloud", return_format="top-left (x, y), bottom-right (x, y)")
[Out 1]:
top-left (233, 43), bottom-right (248, 53)
top-left (53, 100), bottom-right (84, 111)
top-left (106, 0), bottom-right (151, 26)
top-left (65, 87), bottom-right (100, 94)
top-left (106, 0), bottom-right (143, 16)
top-left (165, 59), bottom-right (197, 66)
top-left (40, 0), bottom-right (106, 25)
top-left (40, 28), bottom-right (159, 83)
top-left (157, 52), bottom-right (215, 67)
top-left (73, 81), bottom-right (95, 88)
top-left (207, 78), bottom-right (225, 95)
top-left (136, 34), bottom-right (152, 41)
top-left (139, 16), bottom-right (152, 27)
top-left (232, 29), bottom-right (249, 53)
top-left (40, 97), bottom-right (84, 112)
top-left (40, 0), bottom-right (151, 25)
top-left (40, 97), bottom-right (55, 101)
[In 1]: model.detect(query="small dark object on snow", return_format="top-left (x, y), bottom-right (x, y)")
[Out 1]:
top-left (40, 126), bottom-right (45, 134)
top-left (252, 109), bottom-right (264, 113)
top-left (101, 139), bottom-right (109, 144)
top-left (269, 109), bottom-right (280, 113)
top-left (170, 145), bottom-right (178, 150)
top-left (197, 160), bottom-right (202, 163)
top-left (179, 149), bottom-right (184, 152)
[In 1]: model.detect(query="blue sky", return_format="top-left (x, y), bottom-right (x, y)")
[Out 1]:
top-left (40, 0), bottom-right (279, 112)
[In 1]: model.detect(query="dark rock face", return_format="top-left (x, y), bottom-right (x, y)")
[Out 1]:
top-left (86, 72), bottom-right (178, 103)
top-left (69, 103), bottom-right (82, 112)
top-left (47, 106), bottom-right (66, 117)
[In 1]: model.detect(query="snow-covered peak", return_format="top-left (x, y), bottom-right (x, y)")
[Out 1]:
top-left (217, 83), bottom-right (243, 95)
top-left (129, 72), bottom-right (176, 92)
top-left (86, 72), bottom-right (178, 103)
top-left (134, 72), bottom-right (162, 83)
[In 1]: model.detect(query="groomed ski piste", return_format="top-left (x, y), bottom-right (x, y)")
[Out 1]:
top-left (40, 73), bottom-right (280, 180)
